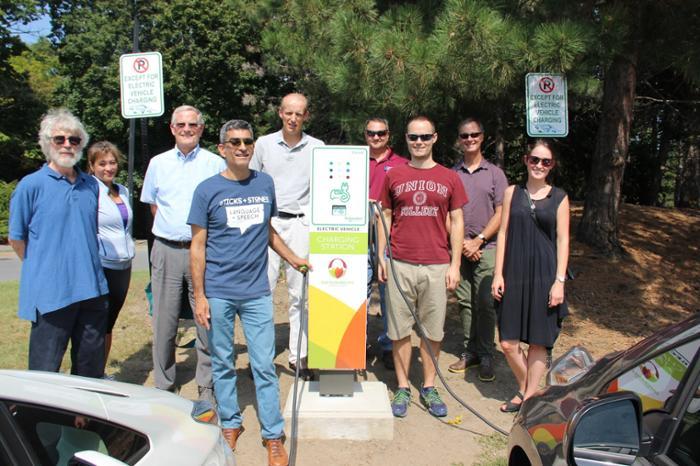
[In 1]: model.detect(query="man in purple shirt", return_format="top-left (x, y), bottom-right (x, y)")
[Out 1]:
top-left (366, 117), bottom-right (408, 369)
top-left (450, 117), bottom-right (508, 382)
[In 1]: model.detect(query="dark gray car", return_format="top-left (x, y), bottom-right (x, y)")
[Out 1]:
top-left (508, 313), bottom-right (700, 466)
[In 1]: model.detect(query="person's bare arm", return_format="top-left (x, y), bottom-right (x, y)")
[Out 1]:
top-left (10, 239), bottom-right (25, 261)
top-left (549, 195), bottom-right (570, 307)
top-left (376, 208), bottom-right (392, 283)
top-left (269, 226), bottom-right (311, 272)
top-left (447, 208), bottom-right (464, 291)
top-left (492, 186), bottom-right (514, 301)
top-left (190, 225), bottom-right (210, 330)
top-left (150, 204), bottom-right (157, 217)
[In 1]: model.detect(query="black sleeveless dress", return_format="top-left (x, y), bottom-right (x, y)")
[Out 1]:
top-left (497, 185), bottom-right (568, 348)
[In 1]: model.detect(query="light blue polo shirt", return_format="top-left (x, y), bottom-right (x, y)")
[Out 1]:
top-left (9, 164), bottom-right (109, 321)
top-left (140, 145), bottom-right (226, 241)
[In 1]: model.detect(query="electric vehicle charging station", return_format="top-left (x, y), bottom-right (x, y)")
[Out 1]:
top-left (283, 145), bottom-right (393, 440)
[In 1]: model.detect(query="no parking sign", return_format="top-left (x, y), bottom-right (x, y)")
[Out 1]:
top-left (119, 52), bottom-right (164, 119)
top-left (525, 73), bottom-right (568, 137)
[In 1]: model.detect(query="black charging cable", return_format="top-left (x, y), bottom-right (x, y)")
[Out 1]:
top-left (370, 201), bottom-right (508, 436)
top-left (288, 267), bottom-right (308, 466)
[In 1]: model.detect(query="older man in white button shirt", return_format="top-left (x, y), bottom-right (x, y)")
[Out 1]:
top-left (141, 105), bottom-right (226, 398)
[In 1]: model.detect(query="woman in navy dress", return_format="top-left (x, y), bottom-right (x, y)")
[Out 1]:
top-left (492, 139), bottom-right (570, 412)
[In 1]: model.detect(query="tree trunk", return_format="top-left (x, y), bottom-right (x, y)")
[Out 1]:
top-left (577, 52), bottom-right (638, 256)
top-left (493, 112), bottom-right (505, 168)
top-left (675, 138), bottom-right (700, 208)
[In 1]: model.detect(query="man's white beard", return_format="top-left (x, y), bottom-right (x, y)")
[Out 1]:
top-left (51, 150), bottom-right (82, 168)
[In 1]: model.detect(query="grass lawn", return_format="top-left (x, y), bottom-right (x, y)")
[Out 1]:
top-left (0, 271), bottom-right (153, 379)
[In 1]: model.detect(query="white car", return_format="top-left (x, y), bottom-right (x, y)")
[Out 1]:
top-left (0, 370), bottom-right (235, 466)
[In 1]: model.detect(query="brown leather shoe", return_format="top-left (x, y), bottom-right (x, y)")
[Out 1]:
top-left (263, 438), bottom-right (288, 466)
top-left (448, 352), bottom-right (480, 373)
top-left (222, 426), bottom-right (245, 451)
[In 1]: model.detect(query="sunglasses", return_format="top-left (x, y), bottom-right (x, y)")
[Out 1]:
top-left (406, 133), bottom-right (434, 142)
top-left (526, 155), bottom-right (554, 168)
top-left (51, 135), bottom-right (82, 146)
top-left (366, 130), bottom-right (388, 138)
top-left (224, 138), bottom-right (255, 147)
top-left (173, 122), bottom-right (201, 129)
top-left (459, 132), bottom-right (482, 140)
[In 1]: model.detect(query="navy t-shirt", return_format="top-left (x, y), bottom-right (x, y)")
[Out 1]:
top-left (187, 171), bottom-right (277, 300)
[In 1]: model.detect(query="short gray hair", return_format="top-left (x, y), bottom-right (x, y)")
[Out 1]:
top-left (171, 105), bottom-right (204, 125)
top-left (219, 119), bottom-right (254, 143)
top-left (364, 117), bottom-right (390, 132)
top-left (38, 108), bottom-right (89, 160)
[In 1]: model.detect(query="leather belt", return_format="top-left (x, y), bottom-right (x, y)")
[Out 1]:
top-left (156, 236), bottom-right (191, 248)
top-left (277, 211), bottom-right (305, 219)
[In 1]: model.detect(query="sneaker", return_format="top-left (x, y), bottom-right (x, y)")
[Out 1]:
top-left (478, 357), bottom-right (495, 382)
top-left (448, 352), bottom-right (480, 373)
top-left (419, 386), bottom-right (447, 417)
top-left (391, 388), bottom-right (411, 417)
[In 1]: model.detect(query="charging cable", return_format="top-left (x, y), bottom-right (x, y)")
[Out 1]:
top-left (370, 201), bottom-right (508, 436)
top-left (288, 266), bottom-right (308, 466)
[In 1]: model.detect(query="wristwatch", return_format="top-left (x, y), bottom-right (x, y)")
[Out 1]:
top-left (556, 275), bottom-right (566, 283)
top-left (477, 233), bottom-right (486, 242)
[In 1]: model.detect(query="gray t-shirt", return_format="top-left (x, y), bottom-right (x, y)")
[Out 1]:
top-left (249, 130), bottom-right (325, 214)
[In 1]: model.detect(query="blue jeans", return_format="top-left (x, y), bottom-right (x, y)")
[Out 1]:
top-left (367, 250), bottom-right (392, 352)
top-left (208, 295), bottom-right (284, 439)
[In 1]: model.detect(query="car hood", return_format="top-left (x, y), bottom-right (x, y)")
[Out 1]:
top-left (0, 370), bottom-right (223, 464)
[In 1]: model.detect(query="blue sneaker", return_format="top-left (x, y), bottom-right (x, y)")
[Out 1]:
top-left (391, 388), bottom-right (411, 417)
top-left (420, 386), bottom-right (447, 417)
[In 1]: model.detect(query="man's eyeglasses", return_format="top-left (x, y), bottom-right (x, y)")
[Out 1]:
top-left (51, 135), bottom-right (82, 146)
top-left (174, 122), bottom-right (201, 129)
top-left (406, 133), bottom-right (434, 142)
top-left (459, 132), bottom-right (482, 140)
top-left (526, 155), bottom-right (554, 168)
top-left (366, 130), bottom-right (388, 138)
top-left (224, 138), bottom-right (255, 147)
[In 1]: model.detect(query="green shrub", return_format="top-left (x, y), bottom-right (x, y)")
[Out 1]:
top-left (0, 180), bottom-right (18, 243)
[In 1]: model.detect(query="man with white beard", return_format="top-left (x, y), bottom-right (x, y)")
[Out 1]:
top-left (9, 108), bottom-right (109, 378)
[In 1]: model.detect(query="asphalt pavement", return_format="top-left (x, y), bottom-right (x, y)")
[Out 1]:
top-left (0, 240), bottom-right (150, 282)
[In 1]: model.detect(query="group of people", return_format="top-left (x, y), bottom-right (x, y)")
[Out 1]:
top-left (8, 91), bottom-right (570, 466)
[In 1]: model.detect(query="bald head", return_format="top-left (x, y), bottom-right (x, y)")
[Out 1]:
top-left (278, 93), bottom-right (309, 139)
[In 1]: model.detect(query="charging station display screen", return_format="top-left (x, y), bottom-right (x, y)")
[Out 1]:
top-left (308, 146), bottom-right (369, 369)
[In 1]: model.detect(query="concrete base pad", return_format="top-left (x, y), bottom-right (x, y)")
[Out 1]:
top-left (283, 381), bottom-right (393, 440)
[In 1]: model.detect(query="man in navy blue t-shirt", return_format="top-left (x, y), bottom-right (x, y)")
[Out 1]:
top-left (188, 119), bottom-right (310, 465)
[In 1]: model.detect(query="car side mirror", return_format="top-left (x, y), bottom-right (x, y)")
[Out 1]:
top-left (68, 450), bottom-right (128, 466)
top-left (565, 391), bottom-right (642, 466)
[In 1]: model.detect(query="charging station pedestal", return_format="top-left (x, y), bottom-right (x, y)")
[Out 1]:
top-left (283, 146), bottom-right (393, 440)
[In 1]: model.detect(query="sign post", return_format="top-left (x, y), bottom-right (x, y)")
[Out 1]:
top-left (525, 73), bottom-right (568, 137)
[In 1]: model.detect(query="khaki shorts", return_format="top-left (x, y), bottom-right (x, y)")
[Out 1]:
top-left (385, 259), bottom-right (449, 342)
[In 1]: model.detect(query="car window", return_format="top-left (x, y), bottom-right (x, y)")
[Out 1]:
top-left (667, 379), bottom-right (700, 466)
top-left (2, 400), bottom-right (149, 466)
top-left (605, 339), bottom-right (700, 413)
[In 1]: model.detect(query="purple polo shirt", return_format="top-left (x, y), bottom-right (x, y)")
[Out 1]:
top-left (453, 157), bottom-right (508, 250)
top-left (369, 148), bottom-right (408, 201)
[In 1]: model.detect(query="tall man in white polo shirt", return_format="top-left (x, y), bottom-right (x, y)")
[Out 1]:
top-left (141, 105), bottom-right (226, 398)
top-left (249, 93), bottom-right (324, 379)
